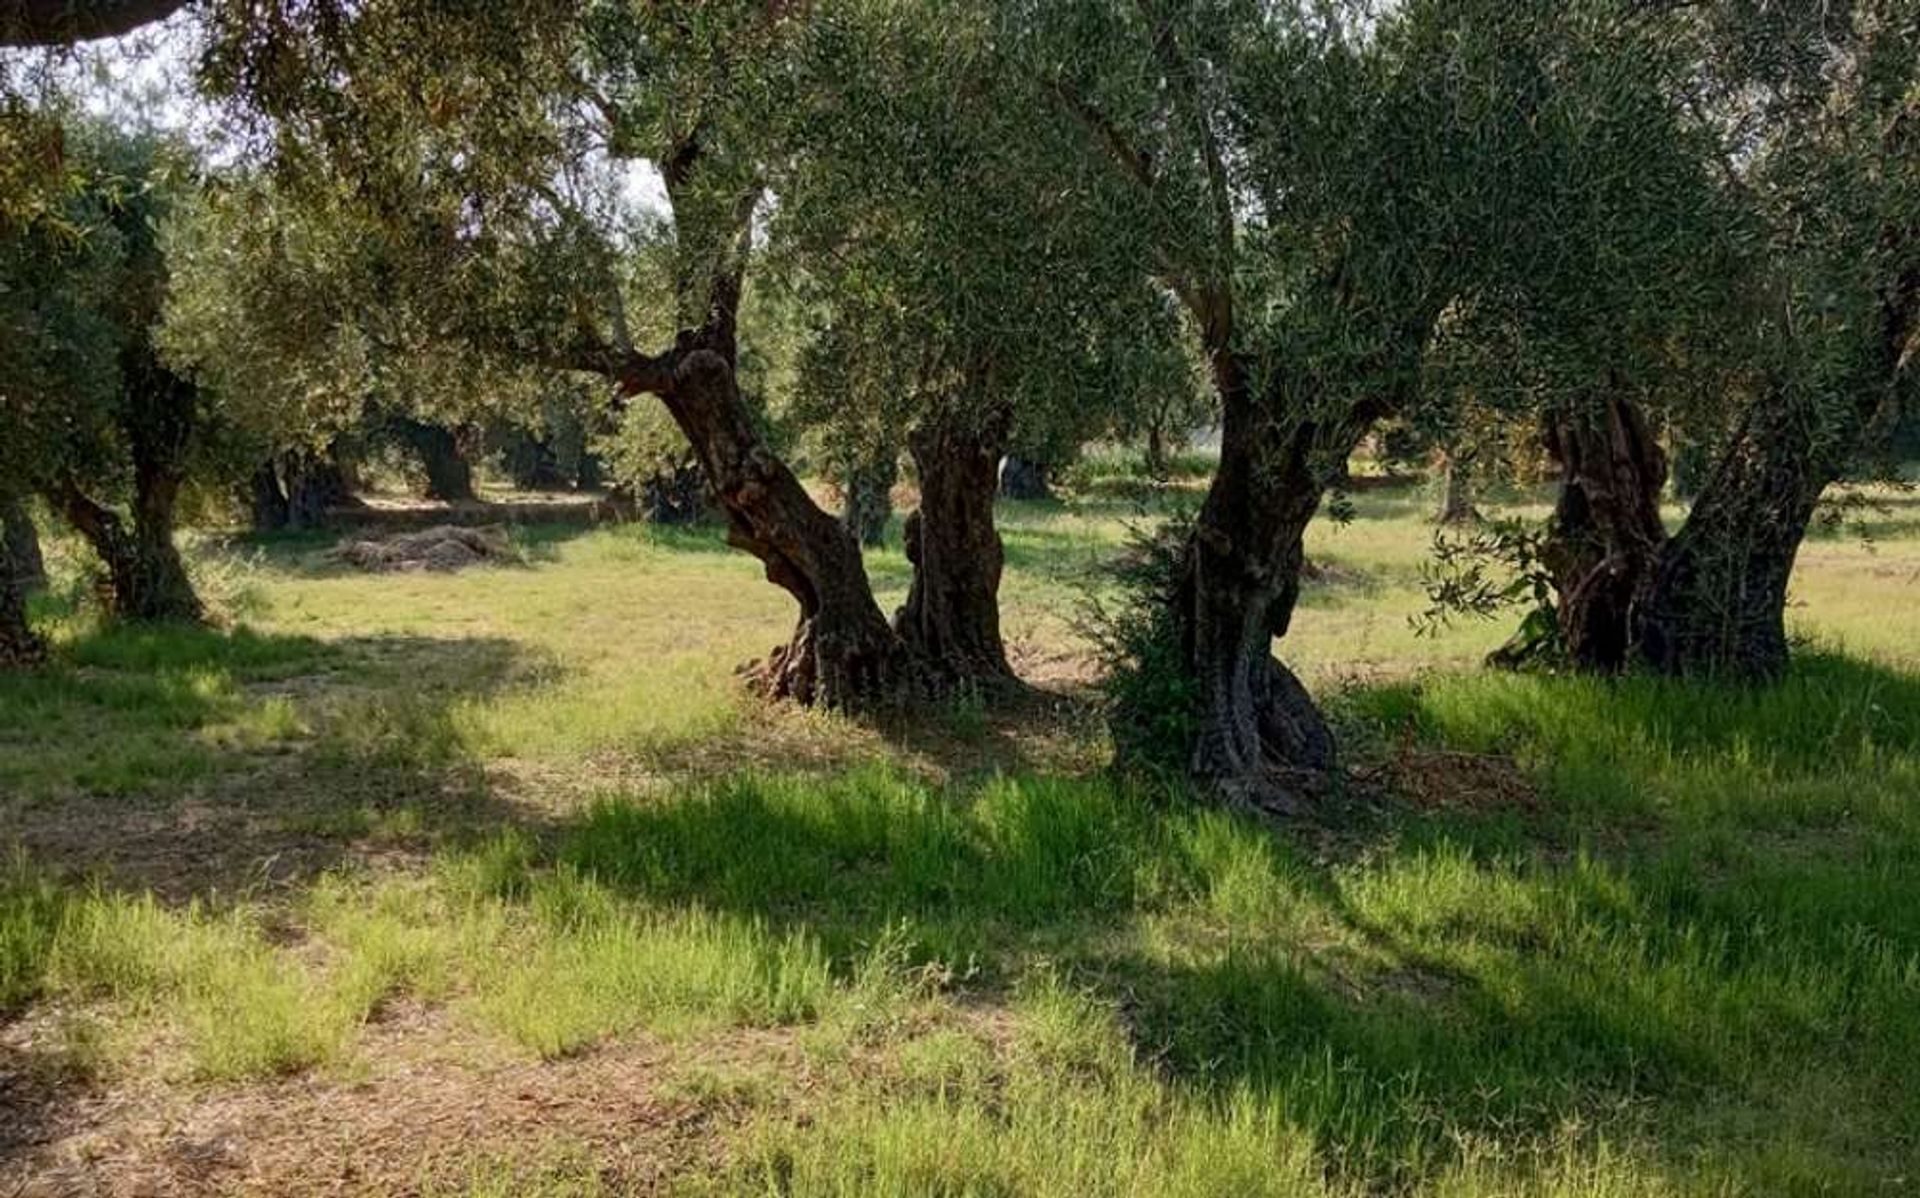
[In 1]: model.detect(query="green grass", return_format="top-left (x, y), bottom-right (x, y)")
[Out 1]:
top-left (1, 478), bottom-right (1916, 1194)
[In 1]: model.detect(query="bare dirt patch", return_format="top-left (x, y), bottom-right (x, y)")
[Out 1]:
top-left (2, 1006), bottom-right (719, 1197)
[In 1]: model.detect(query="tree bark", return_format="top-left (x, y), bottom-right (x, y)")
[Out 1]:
top-left (1170, 354), bottom-right (1338, 812)
top-left (1538, 394), bottom-right (1668, 672)
top-left (895, 407), bottom-right (1015, 691)
top-left (53, 479), bottom-right (201, 623)
top-left (840, 450), bottom-right (896, 548)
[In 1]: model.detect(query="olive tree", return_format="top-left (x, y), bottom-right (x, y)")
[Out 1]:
top-left (1030, 0), bottom-right (1726, 806)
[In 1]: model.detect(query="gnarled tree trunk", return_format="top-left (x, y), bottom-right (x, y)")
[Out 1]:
top-left (1538, 394), bottom-right (1668, 672)
top-left (53, 479), bottom-right (201, 623)
top-left (50, 354), bottom-right (202, 623)
top-left (1172, 357), bottom-right (1337, 812)
top-left (1633, 396), bottom-right (1822, 681)
top-left (627, 341), bottom-right (906, 709)
top-left (895, 407), bottom-right (1015, 691)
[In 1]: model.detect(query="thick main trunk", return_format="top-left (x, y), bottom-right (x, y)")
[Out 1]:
top-left (1169, 356), bottom-right (1338, 812)
top-left (1634, 400), bottom-right (1823, 681)
top-left (1536, 395), bottom-right (1668, 672)
top-left (391, 418), bottom-right (476, 503)
top-left (633, 346), bottom-right (905, 709)
top-left (895, 409), bottom-right (1015, 691)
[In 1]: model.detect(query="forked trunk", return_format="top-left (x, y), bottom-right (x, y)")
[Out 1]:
top-left (1538, 394), bottom-right (1668, 672)
top-left (55, 354), bottom-right (204, 623)
top-left (633, 346), bottom-right (905, 709)
top-left (1634, 397), bottom-right (1823, 681)
top-left (895, 408), bottom-right (1015, 691)
top-left (54, 479), bottom-right (202, 623)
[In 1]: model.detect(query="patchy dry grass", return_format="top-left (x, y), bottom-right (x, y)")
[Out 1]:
top-left (2, 477), bottom-right (1917, 1195)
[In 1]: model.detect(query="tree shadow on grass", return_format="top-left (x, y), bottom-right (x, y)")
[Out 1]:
top-left (491, 652), bottom-right (1920, 1190)
top-left (0, 620), bottom-right (546, 902)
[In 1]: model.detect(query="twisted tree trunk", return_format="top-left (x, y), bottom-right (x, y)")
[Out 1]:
top-left (997, 454), bottom-right (1053, 501)
top-left (895, 406), bottom-right (1015, 691)
top-left (623, 339), bottom-right (906, 709)
top-left (283, 444), bottom-right (362, 529)
top-left (1538, 394), bottom-right (1668, 672)
top-left (50, 354), bottom-right (202, 623)
top-left (1171, 355), bottom-right (1337, 812)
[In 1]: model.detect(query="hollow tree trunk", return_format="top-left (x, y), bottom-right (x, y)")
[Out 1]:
top-left (4, 499), bottom-right (45, 592)
top-left (390, 418), bottom-right (476, 503)
top-left (629, 343), bottom-right (906, 709)
top-left (0, 496), bottom-right (45, 667)
top-left (895, 407), bottom-right (1015, 690)
top-left (1170, 355), bottom-right (1337, 812)
top-left (1633, 397), bottom-right (1823, 681)
top-left (840, 450), bottom-right (896, 548)
top-left (1536, 395), bottom-right (1668, 672)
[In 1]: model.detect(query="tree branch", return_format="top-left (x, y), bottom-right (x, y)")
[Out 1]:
top-left (0, 0), bottom-right (187, 46)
